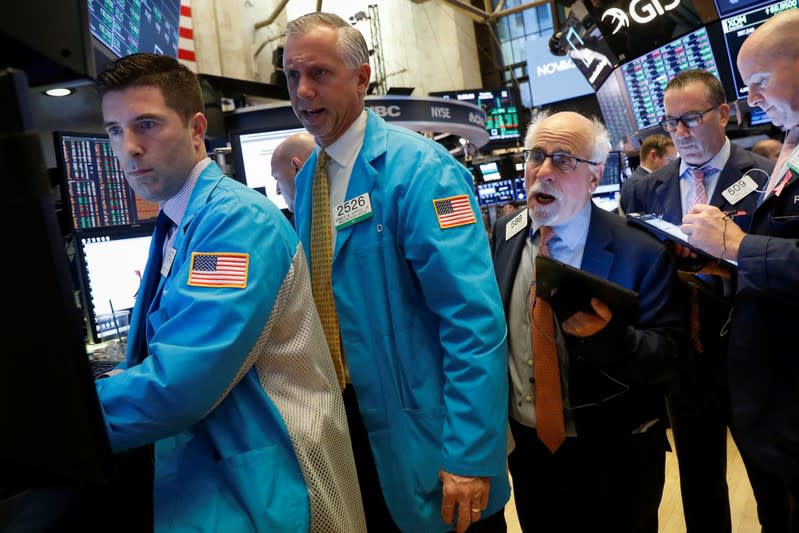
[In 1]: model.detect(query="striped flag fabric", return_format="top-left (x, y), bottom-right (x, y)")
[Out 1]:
top-left (178, 0), bottom-right (197, 72)
top-left (432, 195), bottom-right (477, 229)
top-left (188, 252), bottom-right (249, 288)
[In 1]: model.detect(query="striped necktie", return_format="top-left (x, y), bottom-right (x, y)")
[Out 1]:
top-left (310, 151), bottom-right (347, 390)
top-left (531, 226), bottom-right (565, 453)
top-left (686, 165), bottom-right (715, 354)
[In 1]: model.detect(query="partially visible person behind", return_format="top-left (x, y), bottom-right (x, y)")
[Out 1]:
top-left (84, 52), bottom-right (364, 532)
top-left (284, 11), bottom-right (510, 533)
top-left (271, 131), bottom-right (315, 216)
top-left (751, 137), bottom-right (782, 161)
top-left (619, 134), bottom-right (675, 213)
top-left (492, 110), bottom-right (683, 532)
top-left (683, 9), bottom-right (799, 522)
top-left (622, 68), bottom-right (785, 532)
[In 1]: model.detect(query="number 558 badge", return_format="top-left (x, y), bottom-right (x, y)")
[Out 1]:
top-left (334, 192), bottom-right (373, 231)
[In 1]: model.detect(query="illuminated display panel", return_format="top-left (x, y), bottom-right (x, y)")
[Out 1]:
top-left (55, 132), bottom-right (159, 230)
top-left (621, 26), bottom-right (720, 131)
top-left (720, 0), bottom-right (797, 99)
top-left (89, 0), bottom-right (181, 59)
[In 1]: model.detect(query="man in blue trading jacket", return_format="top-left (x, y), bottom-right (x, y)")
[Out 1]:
top-left (621, 69), bottom-right (786, 532)
top-left (91, 53), bottom-right (365, 532)
top-left (283, 12), bottom-right (509, 533)
top-left (683, 9), bottom-right (799, 524)
top-left (492, 111), bottom-right (682, 532)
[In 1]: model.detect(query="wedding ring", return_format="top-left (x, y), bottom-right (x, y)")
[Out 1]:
top-left (470, 508), bottom-right (481, 513)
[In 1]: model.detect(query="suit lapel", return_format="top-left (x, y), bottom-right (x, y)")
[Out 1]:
top-left (580, 206), bottom-right (615, 279)
top-left (652, 161), bottom-right (684, 222)
top-left (494, 213), bottom-right (530, 315)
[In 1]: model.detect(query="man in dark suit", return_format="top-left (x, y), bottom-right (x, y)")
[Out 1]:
top-left (684, 10), bottom-right (799, 526)
top-left (492, 110), bottom-right (683, 532)
top-left (619, 134), bottom-right (675, 213)
top-left (621, 69), bottom-right (784, 532)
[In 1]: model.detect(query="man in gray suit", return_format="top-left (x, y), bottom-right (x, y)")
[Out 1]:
top-left (621, 68), bottom-right (786, 532)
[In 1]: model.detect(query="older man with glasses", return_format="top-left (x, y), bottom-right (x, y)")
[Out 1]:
top-left (620, 68), bottom-right (784, 532)
top-left (491, 110), bottom-right (683, 532)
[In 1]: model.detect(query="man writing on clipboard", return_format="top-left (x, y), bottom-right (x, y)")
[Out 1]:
top-left (682, 10), bottom-right (799, 519)
top-left (491, 110), bottom-right (683, 532)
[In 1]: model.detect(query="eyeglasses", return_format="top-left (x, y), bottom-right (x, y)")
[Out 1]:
top-left (659, 106), bottom-right (718, 132)
top-left (523, 149), bottom-right (600, 173)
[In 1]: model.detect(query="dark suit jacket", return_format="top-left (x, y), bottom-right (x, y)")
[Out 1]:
top-left (620, 143), bottom-right (773, 370)
top-left (621, 143), bottom-right (773, 231)
top-left (491, 205), bottom-right (684, 437)
top-left (730, 165), bottom-right (799, 479)
top-left (619, 166), bottom-right (650, 214)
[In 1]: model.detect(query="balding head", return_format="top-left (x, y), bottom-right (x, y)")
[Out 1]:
top-left (751, 138), bottom-right (782, 160)
top-left (738, 10), bottom-right (799, 129)
top-left (271, 132), bottom-right (315, 212)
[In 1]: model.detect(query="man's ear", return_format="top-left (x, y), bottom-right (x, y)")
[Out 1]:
top-left (290, 156), bottom-right (302, 172)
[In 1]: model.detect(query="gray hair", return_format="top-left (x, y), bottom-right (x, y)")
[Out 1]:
top-left (285, 12), bottom-right (370, 70)
top-left (524, 110), bottom-right (611, 163)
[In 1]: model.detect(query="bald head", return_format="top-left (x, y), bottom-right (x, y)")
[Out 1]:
top-left (751, 138), bottom-right (782, 160)
top-left (738, 10), bottom-right (799, 129)
top-left (271, 132), bottom-right (315, 212)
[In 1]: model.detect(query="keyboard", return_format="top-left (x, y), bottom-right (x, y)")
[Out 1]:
top-left (90, 359), bottom-right (120, 379)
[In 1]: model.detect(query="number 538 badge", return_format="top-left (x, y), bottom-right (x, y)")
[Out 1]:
top-left (334, 192), bottom-right (373, 231)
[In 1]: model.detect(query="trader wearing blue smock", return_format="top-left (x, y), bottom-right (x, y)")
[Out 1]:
top-left (92, 53), bottom-right (365, 532)
top-left (284, 13), bottom-right (510, 533)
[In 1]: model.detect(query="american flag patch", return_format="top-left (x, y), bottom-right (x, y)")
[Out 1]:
top-left (432, 195), bottom-right (477, 229)
top-left (187, 252), bottom-right (249, 288)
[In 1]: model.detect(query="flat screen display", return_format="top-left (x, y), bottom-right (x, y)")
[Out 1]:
top-left (230, 127), bottom-right (308, 211)
top-left (76, 228), bottom-right (153, 344)
top-left (513, 177), bottom-right (527, 202)
top-left (88, 0), bottom-right (181, 59)
top-left (479, 161), bottom-right (502, 182)
top-left (714, 0), bottom-right (783, 17)
top-left (720, 0), bottom-right (798, 99)
top-left (430, 88), bottom-right (522, 146)
top-left (621, 26), bottom-right (721, 131)
top-left (54, 132), bottom-right (160, 231)
top-left (525, 34), bottom-right (595, 107)
top-left (476, 179), bottom-right (515, 206)
top-left (596, 72), bottom-right (637, 147)
top-left (749, 106), bottom-right (771, 125)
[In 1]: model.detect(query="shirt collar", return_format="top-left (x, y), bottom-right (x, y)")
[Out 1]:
top-left (319, 110), bottom-right (367, 167)
top-left (679, 137), bottom-right (730, 178)
top-left (530, 199), bottom-right (592, 252)
top-left (161, 157), bottom-right (211, 226)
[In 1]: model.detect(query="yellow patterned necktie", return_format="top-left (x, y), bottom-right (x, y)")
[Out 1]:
top-left (310, 151), bottom-right (347, 390)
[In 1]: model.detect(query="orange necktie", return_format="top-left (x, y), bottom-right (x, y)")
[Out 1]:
top-left (531, 226), bottom-right (565, 453)
top-left (310, 151), bottom-right (347, 390)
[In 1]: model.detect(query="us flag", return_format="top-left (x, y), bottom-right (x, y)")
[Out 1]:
top-left (433, 195), bottom-right (477, 229)
top-left (188, 252), bottom-right (249, 288)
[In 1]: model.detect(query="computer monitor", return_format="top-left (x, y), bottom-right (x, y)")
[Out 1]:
top-left (75, 227), bottom-right (154, 344)
top-left (229, 127), bottom-right (308, 211)
top-left (478, 161), bottom-right (502, 182)
top-left (719, 1), bottom-right (797, 100)
top-left (620, 26), bottom-right (723, 131)
top-left (597, 151), bottom-right (628, 195)
top-left (88, 0), bottom-right (182, 60)
top-left (54, 132), bottom-right (159, 231)
top-left (596, 72), bottom-right (637, 147)
top-left (475, 179), bottom-right (515, 207)
top-left (749, 106), bottom-right (771, 126)
top-left (429, 87), bottom-right (522, 148)
top-left (513, 176), bottom-right (527, 202)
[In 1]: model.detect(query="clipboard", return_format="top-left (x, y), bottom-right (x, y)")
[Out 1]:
top-left (535, 255), bottom-right (639, 324)
top-left (626, 212), bottom-right (738, 269)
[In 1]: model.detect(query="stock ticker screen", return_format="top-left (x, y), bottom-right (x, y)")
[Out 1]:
top-left (89, 0), bottom-right (181, 59)
top-left (55, 133), bottom-right (159, 230)
top-left (621, 26), bottom-right (720, 131)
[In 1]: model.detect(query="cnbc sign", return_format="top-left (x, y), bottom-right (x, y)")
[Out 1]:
top-left (602, 0), bottom-right (681, 34)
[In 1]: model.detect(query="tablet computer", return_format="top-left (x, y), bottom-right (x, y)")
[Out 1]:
top-left (535, 255), bottom-right (639, 324)
top-left (626, 212), bottom-right (738, 269)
